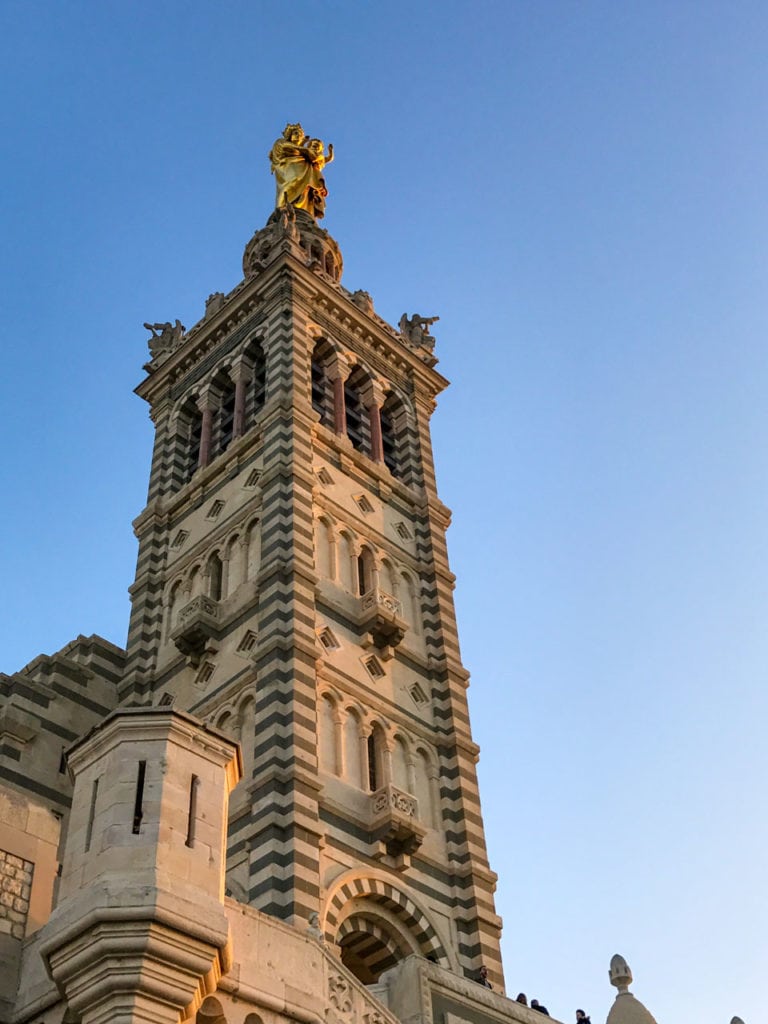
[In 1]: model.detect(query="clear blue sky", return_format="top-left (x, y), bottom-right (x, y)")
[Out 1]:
top-left (1, 3), bottom-right (766, 1020)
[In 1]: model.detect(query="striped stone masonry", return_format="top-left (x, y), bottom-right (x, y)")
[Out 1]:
top-left (121, 207), bottom-right (505, 986)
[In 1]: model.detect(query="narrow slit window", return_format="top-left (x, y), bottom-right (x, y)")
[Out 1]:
top-left (132, 760), bottom-right (147, 834)
top-left (85, 777), bottom-right (99, 852)
top-left (185, 775), bottom-right (200, 848)
top-left (367, 734), bottom-right (378, 792)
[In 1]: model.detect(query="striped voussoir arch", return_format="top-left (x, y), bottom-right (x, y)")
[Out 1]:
top-left (323, 876), bottom-right (447, 965)
top-left (336, 916), bottom-right (407, 979)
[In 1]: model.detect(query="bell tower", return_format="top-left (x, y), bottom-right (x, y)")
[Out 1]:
top-left (122, 125), bottom-right (504, 989)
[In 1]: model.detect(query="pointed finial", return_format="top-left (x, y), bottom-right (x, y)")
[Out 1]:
top-left (731, 1017), bottom-right (745, 1024)
top-left (609, 954), bottom-right (633, 994)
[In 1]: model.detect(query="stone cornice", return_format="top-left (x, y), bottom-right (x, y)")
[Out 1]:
top-left (136, 236), bottom-right (450, 409)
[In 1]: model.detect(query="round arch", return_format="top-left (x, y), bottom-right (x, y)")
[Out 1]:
top-left (321, 870), bottom-right (453, 979)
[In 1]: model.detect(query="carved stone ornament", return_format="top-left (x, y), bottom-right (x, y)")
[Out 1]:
top-left (144, 319), bottom-right (185, 359)
top-left (398, 313), bottom-right (439, 351)
top-left (327, 972), bottom-right (352, 1014)
top-left (171, 595), bottom-right (221, 665)
top-left (357, 587), bottom-right (407, 650)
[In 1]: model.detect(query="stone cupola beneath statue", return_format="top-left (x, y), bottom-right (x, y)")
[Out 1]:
top-left (243, 206), bottom-right (343, 284)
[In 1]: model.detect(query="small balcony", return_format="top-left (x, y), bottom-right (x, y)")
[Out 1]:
top-left (369, 784), bottom-right (426, 863)
top-left (171, 595), bottom-right (221, 664)
top-left (356, 588), bottom-right (408, 651)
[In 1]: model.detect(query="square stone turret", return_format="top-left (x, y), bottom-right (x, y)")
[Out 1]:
top-left (40, 707), bottom-right (241, 1024)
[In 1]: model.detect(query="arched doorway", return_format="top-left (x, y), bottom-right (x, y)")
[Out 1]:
top-left (322, 873), bottom-right (451, 985)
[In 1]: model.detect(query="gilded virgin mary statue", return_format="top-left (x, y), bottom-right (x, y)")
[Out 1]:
top-left (269, 123), bottom-right (334, 220)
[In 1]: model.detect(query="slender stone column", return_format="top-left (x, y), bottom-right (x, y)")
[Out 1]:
top-left (197, 391), bottom-right (216, 469)
top-left (358, 726), bottom-right (368, 790)
top-left (230, 361), bottom-right (253, 439)
top-left (333, 709), bottom-right (345, 777)
top-left (328, 353), bottom-right (352, 436)
top-left (221, 555), bottom-right (230, 600)
top-left (381, 741), bottom-right (393, 787)
top-left (332, 376), bottom-right (346, 434)
top-left (361, 378), bottom-right (388, 463)
top-left (406, 757), bottom-right (417, 797)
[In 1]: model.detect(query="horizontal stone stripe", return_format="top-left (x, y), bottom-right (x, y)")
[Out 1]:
top-left (249, 846), bottom-right (318, 877)
top-left (251, 708), bottom-right (316, 742)
top-left (49, 683), bottom-right (114, 717)
top-left (457, 941), bottom-right (485, 959)
top-left (0, 679), bottom-right (50, 707)
top-left (319, 807), bottom-right (371, 844)
top-left (253, 683), bottom-right (316, 715)
top-left (251, 750), bottom-right (298, 773)
top-left (1, 769), bottom-right (72, 807)
top-left (255, 900), bottom-right (294, 918)
top-left (31, 717), bottom-right (80, 743)
top-left (257, 605), bottom-right (316, 635)
top-left (439, 806), bottom-right (485, 829)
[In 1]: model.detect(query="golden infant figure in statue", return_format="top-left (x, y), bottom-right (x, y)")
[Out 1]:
top-left (269, 123), bottom-right (334, 220)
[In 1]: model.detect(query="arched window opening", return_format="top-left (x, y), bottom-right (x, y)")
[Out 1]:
top-left (196, 996), bottom-right (227, 1024)
top-left (179, 400), bottom-right (203, 485)
top-left (339, 533), bottom-right (356, 592)
top-left (311, 340), bottom-right (335, 428)
top-left (319, 695), bottom-right (337, 774)
top-left (357, 548), bottom-right (375, 596)
top-left (165, 582), bottom-right (182, 641)
top-left (246, 520), bottom-right (261, 581)
top-left (344, 370), bottom-right (371, 455)
top-left (214, 377), bottom-right (236, 456)
top-left (400, 571), bottom-right (420, 632)
top-left (227, 534), bottom-right (243, 592)
top-left (244, 340), bottom-right (267, 429)
top-left (392, 737), bottom-right (409, 792)
top-left (188, 565), bottom-right (202, 598)
top-left (238, 697), bottom-right (255, 786)
top-left (367, 733), bottom-right (378, 792)
top-left (315, 517), bottom-right (335, 580)
top-left (208, 553), bottom-right (223, 601)
top-left (380, 395), bottom-right (403, 478)
top-left (415, 749), bottom-right (435, 827)
top-left (344, 710), bottom-right (363, 787)
top-left (379, 560), bottom-right (396, 597)
top-left (216, 711), bottom-right (233, 734)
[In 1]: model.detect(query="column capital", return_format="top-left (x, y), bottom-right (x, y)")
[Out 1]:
top-left (196, 387), bottom-right (218, 413)
top-left (328, 350), bottom-right (355, 381)
top-left (360, 376), bottom-right (389, 409)
top-left (228, 358), bottom-right (253, 384)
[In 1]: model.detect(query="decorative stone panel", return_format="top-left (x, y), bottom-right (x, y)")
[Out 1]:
top-left (369, 785), bottom-right (425, 864)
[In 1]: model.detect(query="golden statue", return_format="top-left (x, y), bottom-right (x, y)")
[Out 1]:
top-left (269, 123), bottom-right (334, 220)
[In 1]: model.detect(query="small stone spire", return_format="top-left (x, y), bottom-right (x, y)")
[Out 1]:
top-left (731, 1017), bottom-right (745, 1024)
top-left (609, 954), bottom-right (633, 994)
top-left (606, 955), bottom-right (658, 1024)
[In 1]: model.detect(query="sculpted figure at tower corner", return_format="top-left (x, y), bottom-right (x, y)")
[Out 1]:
top-left (268, 122), bottom-right (334, 220)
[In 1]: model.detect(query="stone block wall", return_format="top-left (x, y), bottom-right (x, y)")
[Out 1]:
top-left (0, 849), bottom-right (34, 939)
